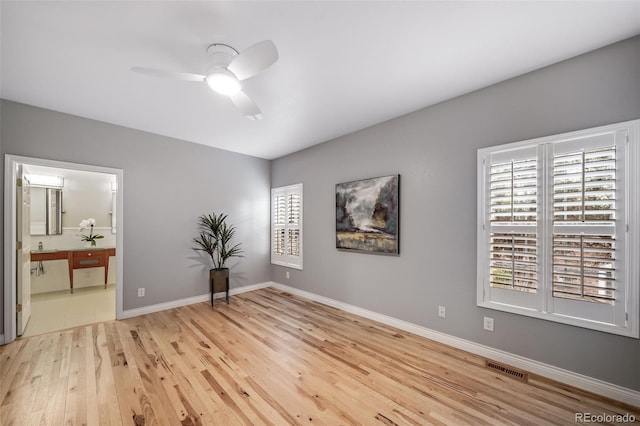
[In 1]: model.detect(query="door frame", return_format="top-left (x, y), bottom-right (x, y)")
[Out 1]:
top-left (3, 154), bottom-right (124, 344)
top-left (16, 164), bottom-right (32, 336)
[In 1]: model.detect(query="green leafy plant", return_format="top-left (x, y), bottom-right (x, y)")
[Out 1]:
top-left (193, 212), bottom-right (243, 269)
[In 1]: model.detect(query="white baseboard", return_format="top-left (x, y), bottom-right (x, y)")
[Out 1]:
top-left (271, 282), bottom-right (640, 408)
top-left (0, 334), bottom-right (4, 345)
top-left (120, 281), bottom-right (272, 319)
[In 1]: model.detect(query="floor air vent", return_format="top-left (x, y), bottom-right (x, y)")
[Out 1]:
top-left (485, 359), bottom-right (529, 382)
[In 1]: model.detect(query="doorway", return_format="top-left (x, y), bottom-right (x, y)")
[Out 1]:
top-left (4, 155), bottom-right (124, 344)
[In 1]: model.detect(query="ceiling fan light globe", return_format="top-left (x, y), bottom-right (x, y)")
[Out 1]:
top-left (206, 71), bottom-right (241, 96)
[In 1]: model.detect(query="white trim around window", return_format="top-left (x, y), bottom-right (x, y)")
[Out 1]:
top-left (271, 183), bottom-right (303, 270)
top-left (477, 120), bottom-right (639, 338)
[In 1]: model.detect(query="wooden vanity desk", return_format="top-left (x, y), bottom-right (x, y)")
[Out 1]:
top-left (30, 247), bottom-right (116, 293)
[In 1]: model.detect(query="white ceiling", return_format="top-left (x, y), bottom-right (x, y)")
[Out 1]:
top-left (2, 1), bottom-right (639, 160)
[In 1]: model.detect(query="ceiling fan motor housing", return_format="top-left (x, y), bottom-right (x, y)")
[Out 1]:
top-left (206, 43), bottom-right (238, 74)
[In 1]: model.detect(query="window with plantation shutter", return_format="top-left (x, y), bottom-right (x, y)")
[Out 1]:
top-left (552, 146), bottom-right (616, 306)
top-left (271, 183), bottom-right (303, 269)
top-left (477, 120), bottom-right (639, 338)
top-left (489, 154), bottom-right (538, 299)
top-left (272, 193), bottom-right (286, 256)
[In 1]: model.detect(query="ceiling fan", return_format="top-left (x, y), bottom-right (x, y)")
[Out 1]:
top-left (132, 40), bottom-right (278, 120)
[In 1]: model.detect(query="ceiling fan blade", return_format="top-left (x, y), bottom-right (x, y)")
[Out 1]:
top-left (131, 67), bottom-right (206, 82)
top-left (227, 40), bottom-right (278, 81)
top-left (229, 91), bottom-right (263, 120)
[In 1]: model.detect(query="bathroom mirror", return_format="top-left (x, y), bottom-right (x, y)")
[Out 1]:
top-left (30, 187), bottom-right (63, 235)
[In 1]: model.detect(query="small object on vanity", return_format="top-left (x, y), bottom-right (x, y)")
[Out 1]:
top-left (78, 218), bottom-right (104, 247)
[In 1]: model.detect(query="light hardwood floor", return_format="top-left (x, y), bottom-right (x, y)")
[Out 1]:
top-left (1, 288), bottom-right (638, 425)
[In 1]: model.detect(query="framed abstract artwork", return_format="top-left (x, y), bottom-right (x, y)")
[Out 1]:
top-left (336, 174), bottom-right (400, 255)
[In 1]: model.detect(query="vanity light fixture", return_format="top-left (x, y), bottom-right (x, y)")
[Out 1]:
top-left (26, 174), bottom-right (64, 188)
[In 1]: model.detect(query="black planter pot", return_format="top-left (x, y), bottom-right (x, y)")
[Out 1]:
top-left (209, 268), bottom-right (229, 307)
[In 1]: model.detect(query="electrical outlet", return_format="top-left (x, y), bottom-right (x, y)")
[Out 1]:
top-left (483, 316), bottom-right (494, 332)
top-left (137, 287), bottom-right (145, 297)
top-left (438, 305), bottom-right (446, 318)
top-left (286, 271), bottom-right (290, 279)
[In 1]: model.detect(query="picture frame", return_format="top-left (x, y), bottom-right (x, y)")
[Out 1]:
top-left (336, 174), bottom-right (400, 255)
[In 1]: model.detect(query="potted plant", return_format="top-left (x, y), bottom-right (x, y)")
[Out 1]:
top-left (78, 218), bottom-right (104, 247)
top-left (193, 212), bottom-right (243, 306)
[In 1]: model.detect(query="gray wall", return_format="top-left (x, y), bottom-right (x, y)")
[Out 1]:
top-left (271, 36), bottom-right (640, 391)
top-left (1, 100), bottom-right (272, 331)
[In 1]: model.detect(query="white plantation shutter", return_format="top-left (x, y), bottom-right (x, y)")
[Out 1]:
top-left (478, 120), bottom-right (639, 337)
top-left (272, 193), bottom-right (286, 255)
top-left (548, 136), bottom-right (627, 325)
top-left (489, 157), bottom-right (537, 224)
top-left (288, 229), bottom-right (301, 256)
top-left (271, 184), bottom-right (303, 269)
top-left (489, 233), bottom-right (538, 293)
top-left (488, 153), bottom-right (538, 297)
top-left (552, 144), bottom-right (617, 305)
top-left (552, 234), bottom-right (615, 303)
top-left (553, 147), bottom-right (616, 224)
top-left (287, 192), bottom-right (301, 256)
top-left (483, 147), bottom-right (541, 310)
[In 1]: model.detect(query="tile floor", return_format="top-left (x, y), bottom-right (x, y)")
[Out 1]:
top-left (21, 284), bottom-right (116, 337)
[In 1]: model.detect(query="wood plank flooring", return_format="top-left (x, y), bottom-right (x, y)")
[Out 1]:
top-left (1, 288), bottom-right (638, 425)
